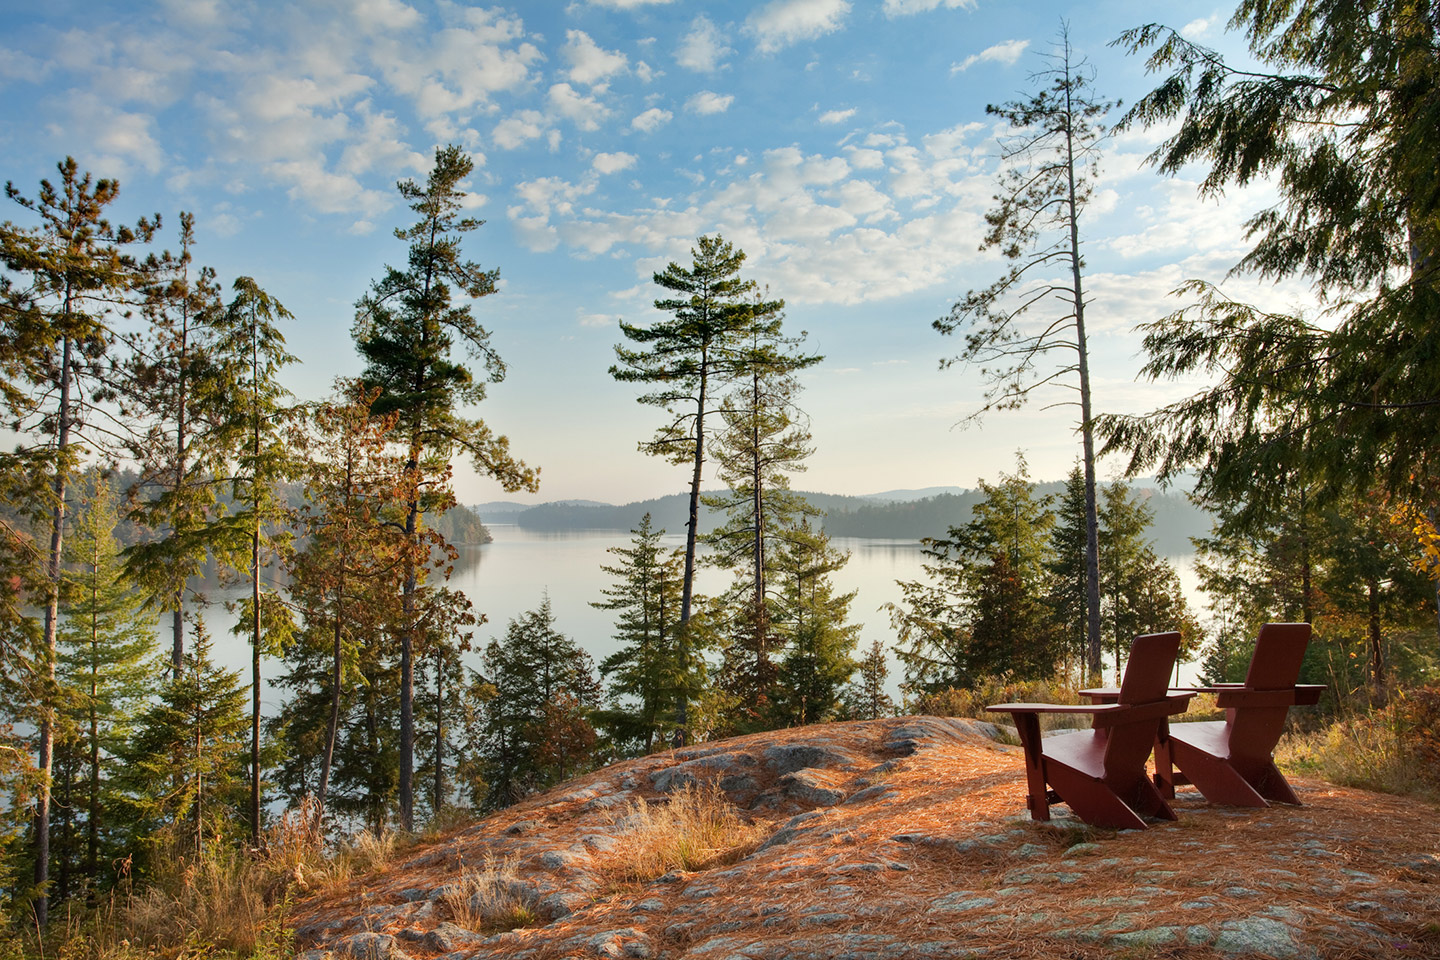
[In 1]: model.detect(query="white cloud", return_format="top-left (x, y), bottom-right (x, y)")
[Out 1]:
top-left (845, 146), bottom-right (885, 169)
top-left (593, 151), bottom-right (637, 175)
top-left (634, 60), bottom-right (656, 83)
top-left (336, 100), bottom-right (427, 176)
top-left (371, 8), bottom-right (542, 117)
top-left (951, 38), bottom-right (1029, 73)
top-left (882, 0), bottom-right (975, 14)
top-left (493, 109), bottom-right (549, 149)
top-left (549, 82), bottom-right (610, 130)
top-left (577, 310), bottom-right (619, 328)
top-left (350, 0), bottom-right (422, 34)
top-left (1181, 17), bottom-right (1215, 37)
top-left (0, 45), bottom-right (52, 82)
top-left (746, 0), bottom-right (851, 54)
top-left (676, 15), bottom-right (733, 72)
top-left (818, 107), bottom-right (855, 125)
top-left (563, 30), bottom-right (628, 86)
top-left (631, 106), bottom-right (673, 132)
top-left (686, 90), bottom-right (734, 114)
top-left (587, 0), bottom-right (673, 7)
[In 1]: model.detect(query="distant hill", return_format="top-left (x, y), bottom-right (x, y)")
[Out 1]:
top-left (475, 491), bottom-right (876, 537)
top-left (474, 483), bottom-right (1212, 554)
top-left (860, 486), bottom-right (969, 503)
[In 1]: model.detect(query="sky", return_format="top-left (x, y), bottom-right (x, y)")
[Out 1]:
top-left (0, 0), bottom-right (1315, 506)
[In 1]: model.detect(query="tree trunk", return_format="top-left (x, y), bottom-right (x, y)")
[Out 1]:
top-left (676, 355), bottom-right (708, 742)
top-left (251, 524), bottom-right (261, 846)
top-left (36, 328), bottom-right (74, 927)
top-left (1368, 579), bottom-right (1385, 703)
top-left (399, 484), bottom-right (419, 831)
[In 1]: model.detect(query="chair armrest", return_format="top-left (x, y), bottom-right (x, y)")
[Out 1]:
top-left (987, 702), bottom-right (1116, 716)
top-left (1079, 687), bottom-right (1120, 703)
top-left (1215, 686), bottom-right (1325, 708)
top-left (1090, 694), bottom-right (1195, 728)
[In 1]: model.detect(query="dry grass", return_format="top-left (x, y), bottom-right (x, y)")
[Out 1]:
top-left (1277, 708), bottom-right (1439, 799)
top-left (600, 780), bottom-right (769, 883)
top-left (439, 855), bottom-right (541, 933)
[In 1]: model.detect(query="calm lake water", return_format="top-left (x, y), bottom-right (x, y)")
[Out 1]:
top-left (212, 524), bottom-right (1205, 710)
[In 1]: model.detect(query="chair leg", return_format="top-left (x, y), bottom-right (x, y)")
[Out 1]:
top-left (1235, 758), bottom-right (1302, 806)
top-left (1047, 764), bottom-right (1148, 831)
top-left (1153, 732), bottom-right (1177, 800)
top-left (1012, 713), bottom-right (1051, 821)
top-left (1171, 739), bottom-right (1268, 807)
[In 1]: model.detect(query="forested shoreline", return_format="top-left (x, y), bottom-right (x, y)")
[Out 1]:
top-left (3, 1), bottom-right (1440, 956)
top-left (476, 483), bottom-right (1212, 556)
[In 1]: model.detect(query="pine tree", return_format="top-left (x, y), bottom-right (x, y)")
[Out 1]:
top-left (611, 235), bottom-right (780, 738)
top-left (0, 157), bottom-right (155, 923)
top-left (477, 598), bottom-right (598, 810)
top-left (1046, 466), bottom-right (1090, 679)
top-left (703, 316), bottom-right (822, 724)
top-left (892, 457), bottom-right (1058, 692)
top-left (771, 521), bottom-right (859, 727)
top-left (54, 475), bottom-right (155, 897)
top-left (122, 617), bottom-right (248, 864)
top-left (208, 276), bottom-right (299, 845)
top-left (592, 514), bottom-right (687, 754)
top-left (284, 386), bottom-right (408, 823)
top-left (842, 639), bottom-right (895, 721)
top-left (123, 213), bottom-right (226, 677)
top-left (354, 145), bottom-right (537, 830)
top-left (934, 28), bottom-right (1114, 681)
top-left (1104, 3), bottom-right (1440, 562)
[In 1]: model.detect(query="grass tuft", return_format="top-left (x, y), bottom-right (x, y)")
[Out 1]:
top-left (601, 780), bottom-right (768, 884)
top-left (440, 855), bottom-right (541, 933)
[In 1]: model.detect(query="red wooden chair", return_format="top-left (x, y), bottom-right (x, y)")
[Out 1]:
top-left (1154, 622), bottom-right (1324, 807)
top-left (987, 632), bottom-right (1194, 830)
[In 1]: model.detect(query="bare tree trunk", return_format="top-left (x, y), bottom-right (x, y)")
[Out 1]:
top-left (676, 354), bottom-right (708, 742)
top-left (36, 328), bottom-right (74, 928)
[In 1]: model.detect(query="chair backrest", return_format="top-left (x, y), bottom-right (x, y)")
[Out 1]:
top-left (1104, 632), bottom-right (1182, 779)
top-left (1229, 622), bottom-right (1313, 760)
top-left (1117, 632), bottom-right (1182, 705)
top-left (1243, 622), bottom-right (1311, 689)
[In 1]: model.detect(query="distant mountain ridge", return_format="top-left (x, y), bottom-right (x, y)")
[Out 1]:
top-left (474, 481), bottom-right (1211, 555)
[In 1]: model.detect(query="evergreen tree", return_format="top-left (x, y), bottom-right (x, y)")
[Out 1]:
top-left (592, 514), bottom-right (687, 754)
top-left (1103, 3), bottom-right (1440, 576)
top-left (841, 639), bottom-right (895, 721)
top-left (771, 522), bottom-right (859, 727)
top-left (53, 475), bottom-right (155, 897)
top-left (354, 145), bottom-right (537, 830)
top-left (121, 617), bottom-right (248, 864)
top-left (611, 235), bottom-right (780, 739)
top-left (477, 598), bottom-right (598, 810)
top-left (0, 157), bottom-right (155, 923)
top-left (283, 386), bottom-right (408, 824)
top-left (123, 213), bottom-right (226, 677)
top-left (1046, 466), bottom-right (1090, 679)
top-left (892, 457), bottom-right (1058, 692)
top-left (208, 276), bottom-right (298, 844)
top-left (934, 28), bottom-right (1115, 681)
top-left (704, 317), bottom-right (822, 724)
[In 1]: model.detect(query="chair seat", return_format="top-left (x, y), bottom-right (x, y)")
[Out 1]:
top-left (1167, 720), bottom-right (1229, 760)
top-left (1043, 728), bottom-right (1108, 780)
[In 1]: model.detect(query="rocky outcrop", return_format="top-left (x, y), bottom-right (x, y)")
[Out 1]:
top-left (290, 716), bottom-right (1440, 959)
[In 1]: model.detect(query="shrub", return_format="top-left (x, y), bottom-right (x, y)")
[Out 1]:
top-left (1277, 695), bottom-right (1440, 799)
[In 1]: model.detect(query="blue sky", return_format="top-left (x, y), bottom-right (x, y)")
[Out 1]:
top-left (0, 0), bottom-right (1311, 505)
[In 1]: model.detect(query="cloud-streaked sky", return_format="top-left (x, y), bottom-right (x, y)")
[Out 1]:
top-left (0, 0), bottom-right (1308, 505)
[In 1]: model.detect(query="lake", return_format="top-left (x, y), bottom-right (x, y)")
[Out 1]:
top-left (212, 524), bottom-right (1205, 711)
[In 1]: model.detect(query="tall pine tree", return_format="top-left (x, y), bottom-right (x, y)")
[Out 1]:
top-left (354, 145), bottom-right (537, 830)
